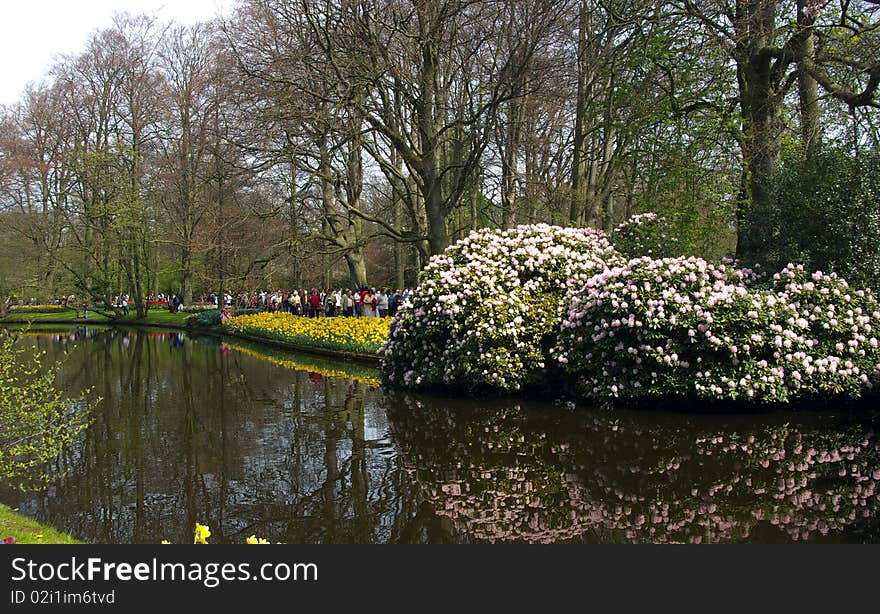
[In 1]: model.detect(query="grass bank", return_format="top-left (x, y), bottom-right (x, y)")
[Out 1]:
top-left (0, 503), bottom-right (82, 544)
top-left (1, 308), bottom-right (191, 327)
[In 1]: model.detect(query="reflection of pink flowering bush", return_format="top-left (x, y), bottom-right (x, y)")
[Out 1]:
top-left (555, 257), bottom-right (880, 402)
top-left (389, 398), bottom-right (880, 544)
top-left (381, 224), bottom-right (621, 391)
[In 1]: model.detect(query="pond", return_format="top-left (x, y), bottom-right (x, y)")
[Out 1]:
top-left (3, 326), bottom-right (880, 544)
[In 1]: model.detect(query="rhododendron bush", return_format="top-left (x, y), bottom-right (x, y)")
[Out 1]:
top-left (382, 219), bottom-right (880, 406)
top-left (555, 257), bottom-right (880, 403)
top-left (609, 212), bottom-right (682, 260)
top-left (381, 224), bottom-right (621, 391)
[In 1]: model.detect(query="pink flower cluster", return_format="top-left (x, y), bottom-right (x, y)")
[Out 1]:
top-left (555, 257), bottom-right (880, 402)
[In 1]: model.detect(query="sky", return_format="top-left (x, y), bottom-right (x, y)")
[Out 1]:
top-left (0, 0), bottom-right (236, 106)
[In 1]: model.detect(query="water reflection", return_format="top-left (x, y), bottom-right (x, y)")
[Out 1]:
top-left (387, 396), bottom-right (880, 543)
top-left (6, 328), bottom-right (416, 544)
top-left (3, 327), bottom-right (880, 543)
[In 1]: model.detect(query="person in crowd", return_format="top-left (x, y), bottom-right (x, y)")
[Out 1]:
top-left (66, 293), bottom-right (80, 319)
top-left (354, 288), bottom-right (364, 317)
top-left (333, 289), bottom-right (343, 316)
top-left (365, 288), bottom-right (378, 317)
top-left (390, 289), bottom-right (404, 316)
top-left (342, 290), bottom-right (354, 317)
top-left (324, 291), bottom-right (335, 317)
top-left (377, 289), bottom-right (389, 317)
top-left (308, 289), bottom-right (321, 317)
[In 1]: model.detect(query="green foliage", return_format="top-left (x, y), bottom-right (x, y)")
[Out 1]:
top-left (0, 331), bottom-right (94, 490)
top-left (745, 146), bottom-right (880, 289)
top-left (187, 309), bottom-right (222, 327)
top-left (186, 308), bottom-right (260, 328)
top-left (609, 213), bottom-right (684, 259)
top-left (0, 503), bottom-right (82, 544)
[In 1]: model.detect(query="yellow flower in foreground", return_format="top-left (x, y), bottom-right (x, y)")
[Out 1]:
top-left (161, 540), bottom-right (171, 544)
top-left (194, 523), bottom-right (211, 544)
top-left (246, 535), bottom-right (270, 544)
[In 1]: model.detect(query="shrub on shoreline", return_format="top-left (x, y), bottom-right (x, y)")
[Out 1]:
top-left (381, 224), bottom-right (621, 392)
top-left (554, 257), bottom-right (880, 403)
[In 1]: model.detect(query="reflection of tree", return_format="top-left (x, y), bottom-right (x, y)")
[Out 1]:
top-left (4, 331), bottom-right (424, 544)
top-left (387, 396), bottom-right (880, 544)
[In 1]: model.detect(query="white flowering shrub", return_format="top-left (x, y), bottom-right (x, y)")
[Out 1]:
top-left (555, 257), bottom-right (880, 403)
top-left (381, 224), bottom-right (621, 391)
top-left (610, 212), bottom-right (682, 259)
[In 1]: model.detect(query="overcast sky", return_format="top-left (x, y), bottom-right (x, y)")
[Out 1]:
top-left (0, 0), bottom-right (236, 106)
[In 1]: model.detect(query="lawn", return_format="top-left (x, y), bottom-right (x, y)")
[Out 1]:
top-left (0, 503), bottom-right (82, 544)
top-left (1, 308), bottom-right (190, 327)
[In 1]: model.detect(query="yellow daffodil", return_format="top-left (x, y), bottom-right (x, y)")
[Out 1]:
top-left (193, 523), bottom-right (211, 544)
top-left (161, 540), bottom-right (171, 544)
top-left (246, 535), bottom-right (270, 544)
top-left (226, 313), bottom-right (391, 354)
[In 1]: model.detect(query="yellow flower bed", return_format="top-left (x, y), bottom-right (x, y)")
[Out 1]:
top-left (226, 312), bottom-right (391, 354)
top-left (9, 304), bottom-right (67, 313)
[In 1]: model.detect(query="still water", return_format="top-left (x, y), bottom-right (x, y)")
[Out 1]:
top-left (4, 326), bottom-right (880, 543)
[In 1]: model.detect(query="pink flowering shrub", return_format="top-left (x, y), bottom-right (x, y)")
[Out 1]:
top-left (554, 257), bottom-right (880, 403)
top-left (610, 212), bottom-right (682, 259)
top-left (381, 224), bottom-right (621, 391)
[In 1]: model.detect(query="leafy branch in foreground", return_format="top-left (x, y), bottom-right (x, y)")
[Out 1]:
top-left (0, 331), bottom-right (96, 490)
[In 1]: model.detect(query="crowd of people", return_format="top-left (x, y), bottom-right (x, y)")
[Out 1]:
top-left (7, 286), bottom-right (416, 320)
top-left (214, 287), bottom-right (414, 318)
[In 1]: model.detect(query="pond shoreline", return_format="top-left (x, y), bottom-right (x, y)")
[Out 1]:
top-left (5, 316), bottom-right (878, 410)
top-left (0, 316), bottom-right (382, 367)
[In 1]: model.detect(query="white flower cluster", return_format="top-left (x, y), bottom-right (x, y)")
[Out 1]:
top-left (610, 212), bottom-right (681, 259)
top-left (381, 224), bottom-right (621, 391)
top-left (555, 257), bottom-right (880, 402)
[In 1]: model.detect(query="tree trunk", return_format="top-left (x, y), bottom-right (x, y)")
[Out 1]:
top-left (735, 0), bottom-right (782, 261)
top-left (345, 250), bottom-right (368, 289)
top-left (501, 97), bottom-right (523, 228)
top-left (393, 196), bottom-right (405, 289)
top-left (796, 0), bottom-right (821, 157)
top-left (569, 0), bottom-right (590, 226)
top-left (182, 246), bottom-right (193, 306)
